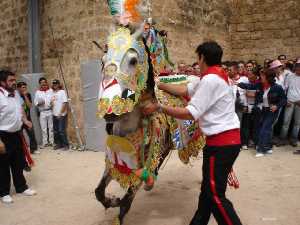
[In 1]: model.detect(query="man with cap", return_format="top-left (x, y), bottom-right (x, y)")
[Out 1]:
top-left (51, 79), bottom-right (69, 150)
top-left (279, 59), bottom-right (300, 148)
top-left (0, 70), bottom-right (37, 204)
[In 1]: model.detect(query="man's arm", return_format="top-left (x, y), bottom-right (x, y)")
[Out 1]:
top-left (34, 92), bottom-right (45, 107)
top-left (157, 82), bottom-right (189, 97)
top-left (60, 102), bottom-right (68, 115)
top-left (21, 108), bottom-right (32, 129)
top-left (143, 102), bottom-right (193, 120)
top-left (23, 94), bottom-right (32, 108)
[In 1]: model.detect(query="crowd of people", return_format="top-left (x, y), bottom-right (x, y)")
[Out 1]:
top-left (0, 70), bottom-right (69, 203)
top-left (160, 55), bottom-right (300, 157)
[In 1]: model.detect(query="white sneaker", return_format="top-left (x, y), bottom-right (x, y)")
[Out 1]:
top-left (255, 153), bottom-right (264, 157)
top-left (33, 150), bottom-right (41, 154)
top-left (22, 189), bottom-right (37, 196)
top-left (1, 195), bottom-right (13, 204)
top-left (266, 150), bottom-right (273, 154)
top-left (242, 145), bottom-right (248, 150)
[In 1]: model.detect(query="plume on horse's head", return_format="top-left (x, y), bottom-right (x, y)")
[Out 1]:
top-left (97, 0), bottom-right (153, 119)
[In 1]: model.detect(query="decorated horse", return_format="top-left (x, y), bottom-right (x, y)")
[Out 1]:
top-left (94, 1), bottom-right (205, 224)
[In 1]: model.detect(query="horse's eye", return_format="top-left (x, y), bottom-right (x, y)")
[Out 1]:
top-left (129, 58), bottom-right (138, 66)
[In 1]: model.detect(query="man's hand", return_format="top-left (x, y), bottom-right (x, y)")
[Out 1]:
top-left (286, 101), bottom-right (293, 107)
top-left (24, 120), bottom-right (33, 129)
top-left (270, 105), bottom-right (278, 113)
top-left (143, 102), bottom-right (159, 115)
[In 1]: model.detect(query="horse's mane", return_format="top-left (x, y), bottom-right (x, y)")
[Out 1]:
top-left (142, 37), bottom-right (155, 97)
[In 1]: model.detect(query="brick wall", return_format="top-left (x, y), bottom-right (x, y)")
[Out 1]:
top-left (4, 0), bottom-right (299, 142)
top-left (0, 0), bottom-right (28, 74)
top-left (37, 0), bottom-right (232, 140)
top-left (230, 0), bottom-right (300, 63)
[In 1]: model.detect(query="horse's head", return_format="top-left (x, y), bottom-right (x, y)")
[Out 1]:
top-left (98, 26), bottom-right (152, 135)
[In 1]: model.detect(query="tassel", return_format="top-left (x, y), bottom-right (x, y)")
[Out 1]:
top-left (228, 169), bottom-right (239, 189)
top-left (20, 133), bottom-right (34, 167)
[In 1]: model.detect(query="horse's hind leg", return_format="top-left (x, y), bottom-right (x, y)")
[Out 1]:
top-left (95, 168), bottom-right (121, 209)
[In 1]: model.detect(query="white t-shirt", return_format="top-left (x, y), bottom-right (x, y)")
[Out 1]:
top-left (0, 88), bottom-right (23, 132)
top-left (285, 73), bottom-right (300, 102)
top-left (52, 90), bottom-right (68, 116)
top-left (186, 74), bottom-right (240, 136)
top-left (263, 88), bottom-right (270, 107)
top-left (34, 89), bottom-right (54, 112)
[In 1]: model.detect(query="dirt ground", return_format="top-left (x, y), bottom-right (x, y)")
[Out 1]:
top-left (0, 146), bottom-right (300, 225)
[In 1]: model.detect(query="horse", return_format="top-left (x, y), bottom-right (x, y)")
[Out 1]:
top-left (94, 25), bottom-right (204, 225)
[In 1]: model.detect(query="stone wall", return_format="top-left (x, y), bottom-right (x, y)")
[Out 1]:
top-left (230, 0), bottom-right (300, 63)
top-left (38, 0), bottom-right (232, 141)
top-left (5, 1), bottom-right (300, 142)
top-left (0, 0), bottom-right (28, 74)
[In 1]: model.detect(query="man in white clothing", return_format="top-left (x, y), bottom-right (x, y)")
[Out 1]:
top-left (34, 77), bottom-right (54, 148)
top-left (279, 61), bottom-right (300, 147)
top-left (51, 79), bottom-right (69, 150)
top-left (0, 70), bottom-right (36, 204)
top-left (144, 42), bottom-right (242, 225)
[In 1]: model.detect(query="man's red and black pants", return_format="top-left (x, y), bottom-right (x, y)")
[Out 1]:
top-left (190, 145), bottom-right (242, 225)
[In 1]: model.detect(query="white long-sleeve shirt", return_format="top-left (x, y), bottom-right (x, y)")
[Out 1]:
top-left (186, 74), bottom-right (240, 136)
top-left (285, 73), bottom-right (300, 102)
top-left (0, 88), bottom-right (23, 132)
top-left (34, 89), bottom-right (53, 112)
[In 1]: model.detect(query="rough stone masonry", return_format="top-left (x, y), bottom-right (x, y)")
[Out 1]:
top-left (0, 0), bottom-right (299, 141)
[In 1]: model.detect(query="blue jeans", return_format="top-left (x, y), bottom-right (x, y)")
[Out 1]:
top-left (257, 108), bottom-right (279, 153)
top-left (280, 104), bottom-right (300, 142)
top-left (53, 116), bottom-right (69, 147)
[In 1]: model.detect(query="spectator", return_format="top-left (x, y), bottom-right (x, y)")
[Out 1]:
top-left (240, 70), bottom-right (259, 150)
top-left (279, 61), bottom-right (300, 147)
top-left (177, 61), bottom-right (187, 74)
top-left (51, 80), bottom-right (69, 150)
top-left (17, 82), bottom-right (38, 154)
top-left (264, 59), bottom-right (272, 69)
top-left (0, 70), bottom-right (36, 204)
top-left (278, 55), bottom-right (294, 81)
top-left (238, 69), bottom-right (287, 157)
top-left (270, 59), bottom-right (285, 88)
top-left (246, 61), bottom-right (254, 72)
top-left (237, 61), bottom-right (246, 76)
top-left (34, 77), bottom-right (54, 148)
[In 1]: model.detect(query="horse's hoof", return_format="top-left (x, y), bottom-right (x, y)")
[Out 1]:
top-left (143, 184), bottom-right (154, 192)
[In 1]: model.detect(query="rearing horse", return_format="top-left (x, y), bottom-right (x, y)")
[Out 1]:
top-left (94, 1), bottom-right (204, 225)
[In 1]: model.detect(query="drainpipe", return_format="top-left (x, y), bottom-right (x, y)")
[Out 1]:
top-left (28, 0), bottom-right (41, 73)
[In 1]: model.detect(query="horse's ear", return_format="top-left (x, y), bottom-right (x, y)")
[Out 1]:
top-left (132, 22), bottom-right (145, 40)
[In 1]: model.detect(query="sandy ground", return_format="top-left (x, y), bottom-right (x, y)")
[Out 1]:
top-left (0, 146), bottom-right (300, 225)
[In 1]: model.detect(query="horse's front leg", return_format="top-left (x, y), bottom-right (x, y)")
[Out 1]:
top-left (114, 184), bottom-right (141, 225)
top-left (95, 168), bottom-right (121, 209)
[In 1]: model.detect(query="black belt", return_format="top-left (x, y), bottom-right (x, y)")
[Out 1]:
top-left (40, 108), bottom-right (52, 112)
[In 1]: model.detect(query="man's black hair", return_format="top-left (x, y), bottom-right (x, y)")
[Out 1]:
top-left (195, 41), bottom-right (223, 66)
top-left (39, 77), bottom-right (47, 84)
top-left (0, 70), bottom-right (15, 86)
top-left (17, 81), bottom-right (27, 88)
top-left (278, 55), bottom-right (287, 60)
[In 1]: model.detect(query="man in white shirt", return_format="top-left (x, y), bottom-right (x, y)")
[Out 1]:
top-left (0, 70), bottom-right (36, 204)
top-left (144, 42), bottom-right (242, 225)
top-left (34, 77), bottom-right (54, 148)
top-left (51, 79), bottom-right (69, 150)
top-left (279, 62), bottom-right (300, 147)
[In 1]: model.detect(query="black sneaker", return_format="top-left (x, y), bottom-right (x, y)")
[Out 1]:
top-left (293, 150), bottom-right (300, 155)
top-left (53, 145), bottom-right (63, 150)
top-left (24, 165), bottom-right (31, 172)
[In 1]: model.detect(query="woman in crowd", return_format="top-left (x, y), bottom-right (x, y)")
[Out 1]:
top-left (238, 69), bottom-right (287, 157)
